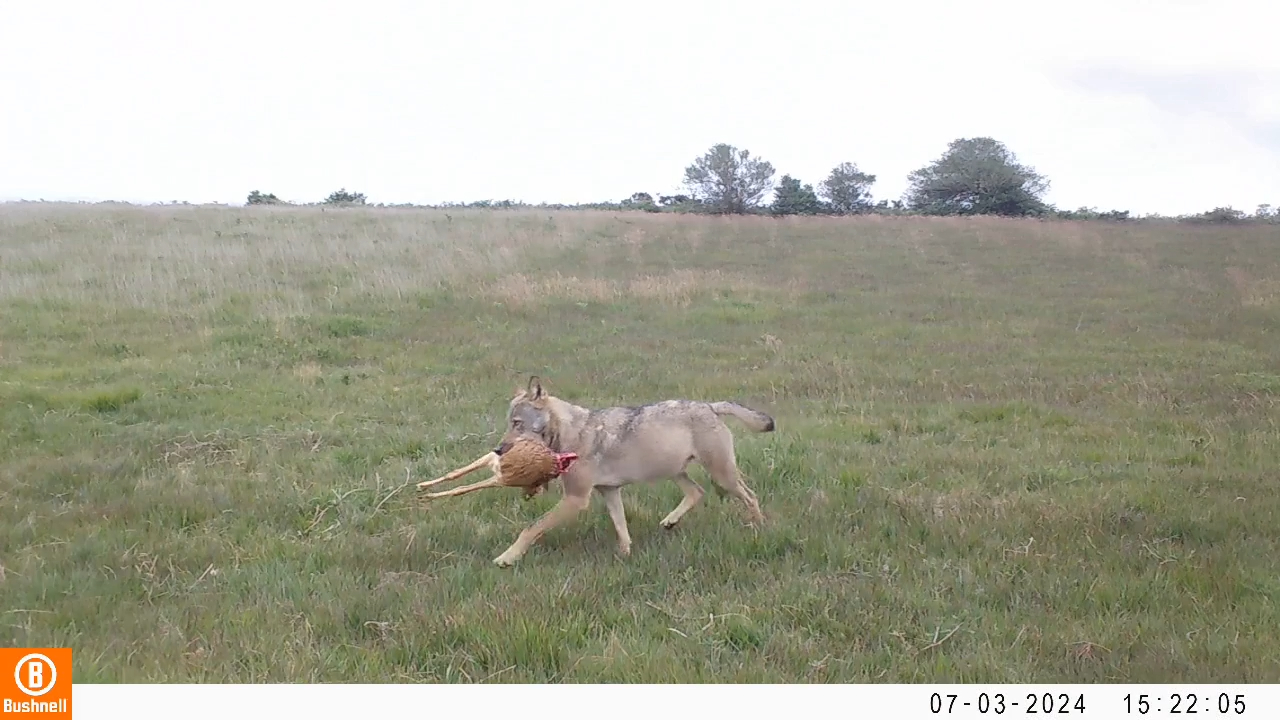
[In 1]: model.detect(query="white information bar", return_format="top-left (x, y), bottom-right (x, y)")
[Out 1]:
top-left (67, 683), bottom-right (1275, 720)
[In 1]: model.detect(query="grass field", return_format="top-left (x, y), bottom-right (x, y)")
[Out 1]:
top-left (2, 203), bottom-right (1279, 683)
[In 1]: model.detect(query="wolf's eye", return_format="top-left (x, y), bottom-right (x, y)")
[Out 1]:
top-left (512, 419), bottom-right (523, 428)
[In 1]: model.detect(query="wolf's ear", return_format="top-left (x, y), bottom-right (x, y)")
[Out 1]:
top-left (527, 375), bottom-right (544, 400)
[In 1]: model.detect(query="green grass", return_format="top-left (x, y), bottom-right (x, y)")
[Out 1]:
top-left (2, 203), bottom-right (1279, 682)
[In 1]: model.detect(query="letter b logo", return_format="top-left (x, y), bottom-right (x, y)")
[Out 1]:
top-left (15, 653), bottom-right (57, 696)
top-left (1, 647), bottom-right (71, 716)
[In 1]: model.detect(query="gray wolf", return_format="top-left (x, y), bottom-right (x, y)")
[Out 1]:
top-left (485, 376), bottom-right (775, 567)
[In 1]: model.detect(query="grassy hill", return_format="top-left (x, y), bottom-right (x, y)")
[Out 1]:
top-left (2, 203), bottom-right (1278, 682)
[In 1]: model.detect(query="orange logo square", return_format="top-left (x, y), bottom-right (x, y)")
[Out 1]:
top-left (0, 648), bottom-right (72, 718)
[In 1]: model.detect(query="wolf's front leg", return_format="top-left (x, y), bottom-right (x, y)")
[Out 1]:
top-left (493, 492), bottom-right (591, 567)
top-left (595, 486), bottom-right (632, 557)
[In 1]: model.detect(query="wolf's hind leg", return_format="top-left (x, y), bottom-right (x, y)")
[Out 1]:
top-left (660, 472), bottom-right (706, 529)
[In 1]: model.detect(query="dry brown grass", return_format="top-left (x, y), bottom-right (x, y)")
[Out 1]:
top-left (0, 203), bottom-right (631, 316)
top-left (1226, 266), bottom-right (1280, 308)
top-left (477, 268), bottom-right (792, 308)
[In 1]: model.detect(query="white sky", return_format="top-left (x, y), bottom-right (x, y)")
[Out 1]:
top-left (2, 0), bottom-right (1278, 216)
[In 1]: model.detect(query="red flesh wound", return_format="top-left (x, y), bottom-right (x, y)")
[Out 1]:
top-left (554, 453), bottom-right (578, 475)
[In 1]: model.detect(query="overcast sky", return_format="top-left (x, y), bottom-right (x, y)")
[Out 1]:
top-left (2, 0), bottom-right (1277, 216)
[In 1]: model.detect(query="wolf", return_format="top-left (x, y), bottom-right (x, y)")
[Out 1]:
top-left (485, 376), bottom-right (775, 567)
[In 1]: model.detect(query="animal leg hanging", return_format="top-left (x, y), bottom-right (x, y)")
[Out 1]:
top-left (416, 451), bottom-right (498, 491)
top-left (420, 472), bottom-right (506, 499)
top-left (417, 438), bottom-right (578, 500)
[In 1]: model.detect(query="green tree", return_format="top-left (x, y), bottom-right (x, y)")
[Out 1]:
top-left (324, 188), bottom-right (367, 205)
top-left (658, 194), bottom-right (702, 213)
top-left (819, 162), bottom-right (876, 214)
top-left (770, 175), bottom-right (824, 216)
top-left (1183, 206), bottom-right (1248, 224)
top-left (682, 143), bottom-right (776, 214)
top-left (621, 192), bottom-right (659, 212)
top-left (904, 137), bottom-right (1049, 217)
top-left (246, 190), bottom-right (281, 205)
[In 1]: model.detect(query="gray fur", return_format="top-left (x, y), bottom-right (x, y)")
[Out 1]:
top-left (488, 378), bottom-right (775, 566)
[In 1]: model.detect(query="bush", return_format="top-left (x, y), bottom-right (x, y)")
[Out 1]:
top-left (324, 189), bottom-right (367, 205)
top-left (1181, 206), bottom-right (1248, 224)
top-left (246, 190), bottom-right (282, 205)
top-left (621, 192), bottom-right (660, 212)
top-left (1050, 206), bottom-right (1132, 221)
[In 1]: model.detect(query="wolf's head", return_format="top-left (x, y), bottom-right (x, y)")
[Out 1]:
top-left (498, 376), bottom-right (556, 451)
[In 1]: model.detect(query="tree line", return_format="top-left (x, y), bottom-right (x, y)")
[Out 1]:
top-left (245, 136), bottom-right (1279, 224)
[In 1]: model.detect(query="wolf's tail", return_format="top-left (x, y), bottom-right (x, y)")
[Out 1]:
top-left (709, 401), bottom-right (776, 433)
